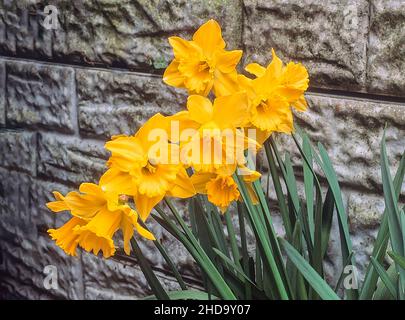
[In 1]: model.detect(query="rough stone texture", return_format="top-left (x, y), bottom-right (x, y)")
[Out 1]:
top-left (243, 0), bottom-right (370, 91)
top-left (5, 60), bottom-right (75, 132)
top-left (0, 169), bottom-right (31, 238)
top-left (76, 69), bottom-right (186, 139)
top-left (0, 233), bottom-right (85, 300)
top-left (0, 1), bottom-right (404, 300)
top-left (0, 169), bottom-right (83, 299)
top-left (367, 0), bottom-right (405, 96)
top-left (0, 0), bottom-right (242, 71)
top-left (30, 179), bottom-right (71, 231)
top-left (81, 251), bottom-right (201, 299)
top-left (37, 133), bottom-right (108, 186)
top-left (0, 60), bottom-right (5, 126)
top-left (0, 130), bottom-right (36, 174)
top-left (275, 93), bottom-right (405, 194)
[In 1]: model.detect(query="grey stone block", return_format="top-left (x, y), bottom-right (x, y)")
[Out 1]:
top-left (30, 179), bottom-right (72, 232)
top-left (275, 93), bottom-right (405, 193)
top-left (0, 170), bottom-right (84, 299)
top-left (37, 133), bottom-right (108, 186)
top-left (0, 169), bottom-right (31, 239)
top-left (243, 0), bottom-right (369, 91)
top-left (81, 251), bottom-right (201, 299)
top-left (0, 234), bottom-right (84, 299)
top-left (367, 0), bottom-right (405, 96)
top-left (76, 69), bottom-right (186, 139)
top-left (6, 60), bottom-right (75, 132)
top-left (0, 1), bottom-right (242, 71)
top-left (0, 130), bottom-right (36, 174)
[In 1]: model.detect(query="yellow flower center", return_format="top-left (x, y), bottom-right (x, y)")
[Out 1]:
top-left (206, 175), bottom-right (240, 211)
top-left (257, 101), bottom-right (271, 113)
top-left (142, 160), bottom-right (157, 175)
top-left (198, 60), bottom-right (211, 72)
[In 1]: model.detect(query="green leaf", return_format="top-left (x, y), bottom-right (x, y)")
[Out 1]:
top-left (191, 198), bottom-right (217, 261)
top-left (130, 238), bottom-right (169, 300)
top-left (155, 203), bottom-right (236, 300)
top-left (224, 210), bottom-right (241, 266)
top-left (286, 221), bottom-right (308, 300)
top-left (381, 133), bottom-right (404, 255)
top-left (250, 177), bottom-right (291, 293)
top-left (280, 238), bottom-right (340, 300)
top-left (188, 198), bottom-right (199, 238)
top-left (380, 132), bottom-right (405, 294)
top-left (291, 132), bottom-right (324, 277)
top-left (317, 143), bottom-right (352, 255)
top-left (206, 199), bottom-right (230, 257)
top-left (333, 252), bottom-right (354, 293)
top-left (213, 248), bottom-right (259, 291)
top-left (321, 188), bottom-right (335, 258)
top-left (360, 151), bottom-right (405, 299)
top-left (388, 251), bottom-right (405, 272)
top-left (373, 264), bottom-right (398, 300)
top-left (264, 140), bottom-right (292, 239)
top-left (153, 238), bottom-right (188, 291)
top-left (284, 152), bottom-right (300, 214)
top-left (370, 257), bottom-right (397, 299)
top-left (137, 218), bottom-right (188, 291)
top-left (255, 242), bottom-right (263, 290)
top-left (302, 134), bottom-right (315, 243)
top-left (316, 142), bottom-right (356, 298)
top-left (234, 174), bottom-right (289, 300)
top-left (237, 202), bottom-right (253, 298)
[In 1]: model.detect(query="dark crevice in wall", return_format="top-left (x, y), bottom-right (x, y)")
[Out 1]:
top-left (2, 54), bottom-right (404, 106)
top-left (365, 0), bottom-right (373, 91)
top-left (308, 87), bottom-right (405, 105)
top-left (0, 53), bottom-right (166, 76)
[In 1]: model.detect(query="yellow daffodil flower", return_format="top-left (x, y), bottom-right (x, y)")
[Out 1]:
top-left (45, 20), bottom-right (311, 262)
top-left (168, 93), bottom-right (260, 174)
top-left (46, 183), bottom-right (155, 258)
top-left (191, 166), bottom-right (260, 213)
top-left (104, 113), bottom-right (196, 220)
top-left (240, 49), bottom-right (309, 135)
top-left (163, 19), bottom-right (242, 96)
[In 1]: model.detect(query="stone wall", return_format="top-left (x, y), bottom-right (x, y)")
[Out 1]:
top-left (0, 0), bottom-right (404, 299)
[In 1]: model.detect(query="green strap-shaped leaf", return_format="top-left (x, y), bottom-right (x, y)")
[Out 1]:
top-left (360, 151), bottom-right (405, 299)
top-left (380, 132), bottom-right (405, 295)
top-left (280, 238), bottom-right (340, 300)
top-left (370, 257), bottom-right (397, 299)
top-left (130, 238), bottom-right (169, 300)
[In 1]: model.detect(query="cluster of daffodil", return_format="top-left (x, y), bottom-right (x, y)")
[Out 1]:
top-left (46, 19), bottom-right (309, 259)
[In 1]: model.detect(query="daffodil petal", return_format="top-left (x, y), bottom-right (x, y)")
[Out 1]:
top-left (134, 193), bottom-right (164, 221)
top-left (245, 63), bottom-right (266, 77)
top-left (163, 59), bottom-right (185, 88)
top-left (216, 50), bottom-right (242, 74)
top-left (213, 92), bottom-right (249, 129)
top-left (48, 216), bottom-right (87, 256)
top-left (167, 168), bottom-right (196, 198)
top-left (192, 19), bottom-right (225, 57)
top-left (187, 95), bottom-right (214, 124)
